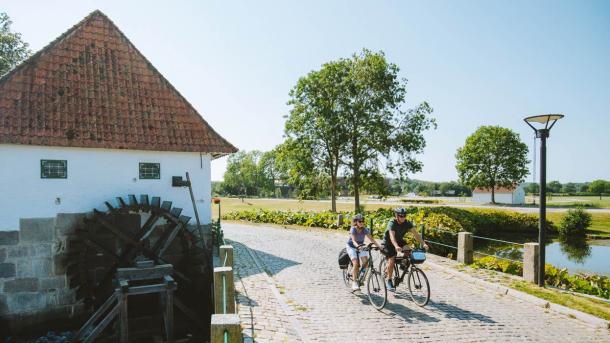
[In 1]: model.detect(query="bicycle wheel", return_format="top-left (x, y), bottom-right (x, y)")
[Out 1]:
top-left (366, 269), bottom-right (387, 310)
top-left (342, 261), bottom-right (353, 288)
top-left (407, 267), bottom-right (430, 306)
top-left (378, 257), bottom-right (388, 278)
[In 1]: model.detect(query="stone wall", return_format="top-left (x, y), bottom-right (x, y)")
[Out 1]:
top-left (0, 213), bottom-right (85, 334)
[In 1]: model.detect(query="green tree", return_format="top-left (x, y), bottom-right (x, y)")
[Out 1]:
top-left (284, 59), bottom-right (350, 211)
top-left (274, 139), bottom-right (329, 200)
top-left (524, 183), bottom-right (539, 195)
top-left (562, 182), bottom-right (577, 194)
top-left (338, 50), bottom-right (436, 211)
top-left (1, 12), bottom-right (31, 76)
top-left (589, 179), bottom-right (609, 200)
top-left (547, 181), bottom-right (562, 194)
top-left (222, 151), bottom-right (275, 197)
top-left (455, 126), bottom-right (529, 204)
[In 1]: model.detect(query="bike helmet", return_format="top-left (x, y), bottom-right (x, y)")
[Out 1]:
top-left (352, 213), bottom-right (365, 222)
top-left (394, 207), bottom-right (407, 215)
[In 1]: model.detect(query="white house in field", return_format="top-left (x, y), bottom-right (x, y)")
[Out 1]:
top-left (472, 185), bottom-right (526, 205)
top-left (0, 10), bottom-right (237, 231)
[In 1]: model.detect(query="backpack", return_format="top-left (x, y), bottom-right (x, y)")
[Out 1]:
top-left (338, 248), bottom-right (350, 269)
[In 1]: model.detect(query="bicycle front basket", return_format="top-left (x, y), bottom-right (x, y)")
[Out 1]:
top-left (411, 250), bottom-right (426, 264)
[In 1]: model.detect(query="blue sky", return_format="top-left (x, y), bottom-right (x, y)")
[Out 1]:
top-left (4, 1), bottom-right (610, 183)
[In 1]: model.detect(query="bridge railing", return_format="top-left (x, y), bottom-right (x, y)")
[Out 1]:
top-left (422, 226), bottom-right (540, 284)
top-left (210, 199), bottom-right (242, 343)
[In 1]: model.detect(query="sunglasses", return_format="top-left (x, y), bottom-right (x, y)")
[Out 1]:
top-left (356, 220), bottom-right (365, 223)
top-left (396, 214), bottom-right (406, 218)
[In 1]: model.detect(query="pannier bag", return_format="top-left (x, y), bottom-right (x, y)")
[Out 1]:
top-left (338, 248), bottom-right (350, 269)
top-left (411, 250), bottom-right (426, 264)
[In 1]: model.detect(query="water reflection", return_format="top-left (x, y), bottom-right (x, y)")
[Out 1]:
top-left (559, 237), bottom-right (591, 264)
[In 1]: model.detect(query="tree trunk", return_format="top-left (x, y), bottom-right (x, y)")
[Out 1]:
top-left (331, 173), bottom-right (337, 212)
top-left (491, 187), bottom-right (495, 204)
top-left (354, 169), bottom-right (360, 213)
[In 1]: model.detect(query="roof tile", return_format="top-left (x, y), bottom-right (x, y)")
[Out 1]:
top-left (0, 10), bottom-right (237, 157)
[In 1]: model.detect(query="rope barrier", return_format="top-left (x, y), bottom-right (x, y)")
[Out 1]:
top-left (474, 251), bottom-right (522, 263)
top-left (425, 227), bottom-right (459, 235)
top-left (472, 235), bottom-right (524, 246)
top-left (224, 330), bottom-right (229, 343)
top-left (425, 240), bottom-right (458, 250)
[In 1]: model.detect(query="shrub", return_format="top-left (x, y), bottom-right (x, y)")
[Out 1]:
top-left (472, 256), bottom-right (610, 300)
top-left (558, 208), bottom-right (592, 237)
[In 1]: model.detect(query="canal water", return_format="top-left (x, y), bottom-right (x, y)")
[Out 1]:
top-left (475, 238), bottom-right (610, 276)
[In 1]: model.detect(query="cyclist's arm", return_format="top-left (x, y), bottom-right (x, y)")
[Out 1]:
top-left (389, 229), bottom-right (401, 251)
top-left (365, 233), bottom-right (381, 249)
top-left (350, 232), bottom-right (361, 249)
top-left (410, 227), bottom-right (429, 250)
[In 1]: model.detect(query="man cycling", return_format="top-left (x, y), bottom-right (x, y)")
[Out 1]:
top-left (382, 207), bottom-right (428, 291)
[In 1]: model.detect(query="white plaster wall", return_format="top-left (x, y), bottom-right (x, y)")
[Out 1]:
top-left (472, 193), bottom-right (513, 204)
top-left (0, 144), bottom-right (212, 230)
top-left (513, 187), bottom-right (525, 205)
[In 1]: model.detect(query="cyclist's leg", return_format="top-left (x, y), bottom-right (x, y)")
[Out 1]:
top-left (346, 245), bottom-right (361, 285)
top-left (360, 255), bottom-right (369, 269)
top-left (385, 244), bottom-right (397, 279)
top-left (351, 258), bottom-right (360, 282)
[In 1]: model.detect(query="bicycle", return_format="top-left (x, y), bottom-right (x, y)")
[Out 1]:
top-left (341, 242), bottom-right (388, 310)
top-left (378, 246), bottom-right (430, 306)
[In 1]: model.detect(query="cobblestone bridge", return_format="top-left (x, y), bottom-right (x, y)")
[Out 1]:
top-left (224, 223), bottom-right (609, 343)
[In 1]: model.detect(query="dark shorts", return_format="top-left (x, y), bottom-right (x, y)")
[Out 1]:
top-left (382, 241), bottom-right (406, 258)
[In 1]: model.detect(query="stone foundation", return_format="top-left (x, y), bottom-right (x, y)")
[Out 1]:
top-left (0, 213), bottom-right (86, 334)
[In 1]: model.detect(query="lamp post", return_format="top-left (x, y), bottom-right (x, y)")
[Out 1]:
top-left (524, 114), bottom-right (563, 287)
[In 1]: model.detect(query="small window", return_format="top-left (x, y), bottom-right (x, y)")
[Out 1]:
top-left (41, 160), bottom-right (67, 179)
top-left (139, 163), bottom-right (160, 179)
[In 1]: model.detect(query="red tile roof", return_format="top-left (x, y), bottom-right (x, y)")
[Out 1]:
top-left (473, 185), bottom-right (520, 194)
top-left (0, 10), bottom-right (237, 157)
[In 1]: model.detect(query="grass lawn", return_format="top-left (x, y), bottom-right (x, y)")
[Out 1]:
top-left (510, 281), bottom-right (610, 321)
top-left (526, 195), bottom-right (610, 208)
top-left (213, 197), bottom-right (610, 238)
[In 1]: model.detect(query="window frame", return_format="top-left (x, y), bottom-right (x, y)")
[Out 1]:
top-left (139, 162), bottom-right (161, 180)
top-left (40, 159), bottom-right (68, 179)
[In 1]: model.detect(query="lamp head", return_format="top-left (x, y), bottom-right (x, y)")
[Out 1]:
top-left (524, 114), bottom-right (564, 138)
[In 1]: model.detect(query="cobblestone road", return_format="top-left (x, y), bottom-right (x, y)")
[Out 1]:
top-left (225, 223), bottom-right (610, 342)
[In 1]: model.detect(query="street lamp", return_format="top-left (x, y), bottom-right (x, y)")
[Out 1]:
top-left (524, 114), bottom-right (564, 287)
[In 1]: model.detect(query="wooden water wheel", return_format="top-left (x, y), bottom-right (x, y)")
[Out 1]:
top-left (66, 195), bottom-right (212, 341)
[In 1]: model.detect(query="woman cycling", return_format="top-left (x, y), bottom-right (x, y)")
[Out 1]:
top-left (346, 213), bottom-right (382, 291)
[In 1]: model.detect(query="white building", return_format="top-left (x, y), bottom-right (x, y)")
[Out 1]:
top-left (0, 10), bottom-right (237, 231)
top-left (472, 185), bottom-right (526, 205)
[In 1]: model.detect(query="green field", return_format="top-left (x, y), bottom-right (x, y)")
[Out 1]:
top-left (213, 197), bottom-right (610, 237)
top-left (526, 195), bottom-right (610, 208)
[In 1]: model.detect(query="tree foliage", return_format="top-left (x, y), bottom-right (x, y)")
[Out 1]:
top-left (284, 58), bottom-right (349, 210)
top-left (0, 12), bottom-right (30, 76)
top-left (588, 179), bottom-right (609, 199)
top-left (455, 126), bottom-right (529, 203)
top-left (283, 49), bottom-right (435, 211)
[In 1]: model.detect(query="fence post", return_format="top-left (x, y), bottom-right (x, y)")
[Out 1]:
top-left (337, 214), bottom-right (343, 228)
top-left (214, 267), bottom-right (236, 314)
top-left (457, 232), bottom-right (473, 264)
top-left (523, 243), bottom-right (539, 284)
top-left (211, 314), bottom-right (242, 343)
top-left (220, 245), bottom-right (234, 267)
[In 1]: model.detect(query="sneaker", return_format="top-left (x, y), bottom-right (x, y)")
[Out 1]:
top-left (386, 280), bottom-right (395, 292)
top-left (351, 282), bottom-right (360, 291)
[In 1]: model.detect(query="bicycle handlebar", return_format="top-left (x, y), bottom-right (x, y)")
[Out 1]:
top-left (357, 242), bottom-right (380, 252)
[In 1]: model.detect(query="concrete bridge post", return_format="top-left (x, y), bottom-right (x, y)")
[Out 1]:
top-left (457, 232), bottom-right (473, 264)
top-left (523, 243), bottom-right (539, 284)
top-left (211, 314), bottom-right (242, 343)
top-left (220, 245), bottom-right (234, 267)
top-left (213, 266), bottom-right (236, 314)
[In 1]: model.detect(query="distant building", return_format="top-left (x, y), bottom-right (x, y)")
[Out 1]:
top-left (472, 185), bottom-right (525, 204)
